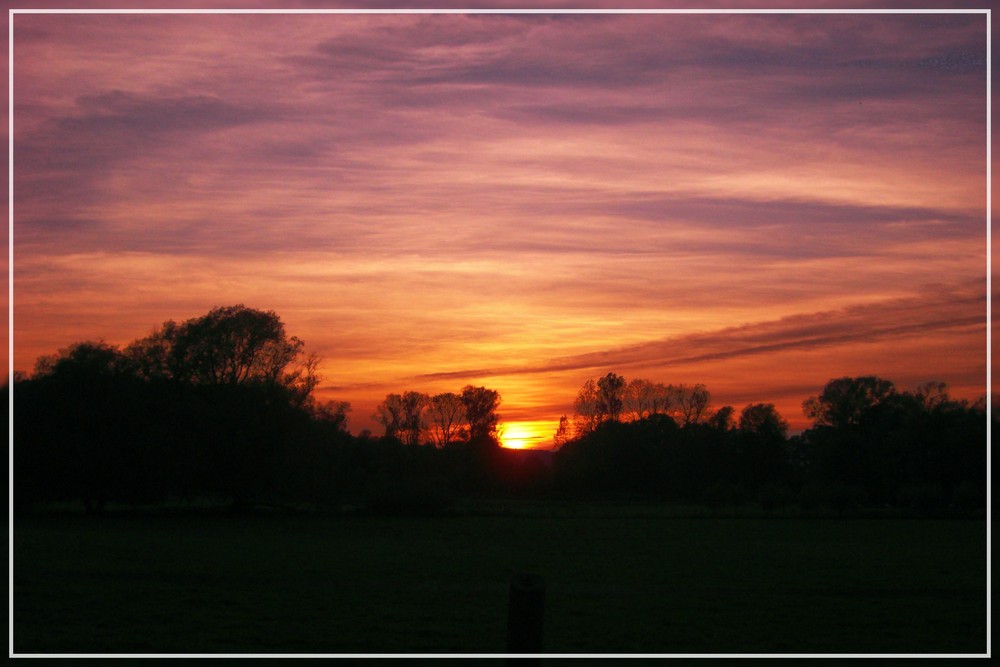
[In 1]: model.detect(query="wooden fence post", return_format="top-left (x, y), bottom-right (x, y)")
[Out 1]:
top-left (506, 572), bottom-right (545, 659)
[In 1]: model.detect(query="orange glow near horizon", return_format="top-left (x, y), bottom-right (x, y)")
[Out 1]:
top-left (500, 421), bottom-right (557, 450)
top-left (6, 12), bottom-right (991, 431)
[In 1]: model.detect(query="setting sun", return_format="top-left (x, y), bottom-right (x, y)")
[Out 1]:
top-left (8, 11), bottom-right (987, 441)
top-left (500, 421), bottom-right (554, 450)
top-left (6, 8), bottom-right (988, 657)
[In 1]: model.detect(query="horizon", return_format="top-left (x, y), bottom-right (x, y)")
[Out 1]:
top-left (7, 8), bottom-right (989, 449)
top-left (8, 302), bottom-right (986, 450)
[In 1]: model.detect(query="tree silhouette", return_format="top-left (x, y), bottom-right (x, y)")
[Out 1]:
top-left (33, 340), bottom-right (134, 379)
top-left (311, 399), bottom-right (351, 431)
top-left (572, 372), bottom-right (628, 436)
top-left (374, 393), bottom-right (406, 442)
top-left (127, 305), bottom-right (318, 404)
top-left (803, 376), bottom-right (895, 429)
top-left (675, 384), bottom-right (711, 426)
top-left (739, 403), bottom-right (788, 440)
top-left (426, 392), bottom-right (466, 447)
top-left (399, 391), bottom-right (430, 446)
top-left (12, 324), bottom-right (986, 517)
top-left (596, 372), bottom-right (626, 422)
top-left (20, 341), bottom-right (180, 512)
top-left (624, 378), bottom-right (672, 421)
top-left (460, 385), bottom-right (502, 443)
top-left (552, 415), bottom-right (571, 448)
top-left (913, 380), bottom-right (951, 412)
top-left (573, 378), bottom-right (601, 436)
top-left (374, 392), bottom-right (430, 445)
top-left (707, 405), bottom-right (735, 431)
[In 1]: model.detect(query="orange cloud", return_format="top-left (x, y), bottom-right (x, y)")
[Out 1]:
top-left (8, 11), bottom-right (989, 443)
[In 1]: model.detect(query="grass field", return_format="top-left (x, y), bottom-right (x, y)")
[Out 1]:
top-left (13, 505), bottom-right (987, 654)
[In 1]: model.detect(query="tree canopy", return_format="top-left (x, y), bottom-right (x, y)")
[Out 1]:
top-left (126, 304), bottom-right (318, 404)
top-left (802, 376), bottom-right (896, 429)
top-left (11, 319), bottom-right (987, 518)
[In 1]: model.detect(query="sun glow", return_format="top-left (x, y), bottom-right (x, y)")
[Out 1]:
top-left (500, 421), bottom-right (554, 450)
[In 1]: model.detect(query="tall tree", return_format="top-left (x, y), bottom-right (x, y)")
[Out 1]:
top-left (123, 322), bottom-right (177, 380)
top-left (574, 372), bottom-right (628, 435)
top-left (426, 392), bottom-right (466, 447)
top-left (460, 385), bottom-right (502, 443)
top-left (596, 372), bottom-right (626, 423)
top-left (739, 403), bottom-right (789, 440)
top-left (33, 340), bottom-right (133, 379)
top-left (24, 341), bottom-right (167, 512)
top-left (399, 391), bottom-right (429, 446)
top-left (803, 376), bottom-right (896, 429)
top-left (913, 381), bottom-right (952, 412)
top-left (708, 405), bottom-right (735, 431)
top-left (573, 378), bottom-right (601, 437)
top-left (373, 392), bottom-right (428, 445)
top-left (624, 378), bottom-right (673, 421)
top-left (312, 399), bottom-right (351, 431)
top-left (126, 305), bottom-right (317, 404)
top-left (373, 393), bottom-right (405, 441)
top-left (675, 383), bottom-right (711, 426)
top-left (553, 415), bottom-right (572, 448)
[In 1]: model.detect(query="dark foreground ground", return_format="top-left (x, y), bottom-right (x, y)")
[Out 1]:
top-left (13, 503), bottom-right (987, 655)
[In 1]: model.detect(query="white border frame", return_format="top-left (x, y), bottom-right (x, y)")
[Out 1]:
top-left (7, 5), bottom-right (992, 660)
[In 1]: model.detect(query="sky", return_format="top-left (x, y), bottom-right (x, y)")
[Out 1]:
top-left (6, 4), bottom-right (990, 447)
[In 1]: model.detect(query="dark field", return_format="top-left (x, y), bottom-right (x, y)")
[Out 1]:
top-left (13, 505), bottom-right (987, 655)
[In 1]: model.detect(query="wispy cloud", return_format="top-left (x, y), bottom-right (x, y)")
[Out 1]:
top-left (9, 10), bottom-right (988, 434)
top-left (411, 283), bottom-right (985, 382)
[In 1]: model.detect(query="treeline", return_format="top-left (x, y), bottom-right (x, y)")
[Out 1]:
top-left (552, 373), bottom-right (987, 515)
top-left (371, 386), bottom-right (501, 447)
top-left (10, 305), bottom-right (519, 514)
top-left (9, 306), bottom-right (988, 516)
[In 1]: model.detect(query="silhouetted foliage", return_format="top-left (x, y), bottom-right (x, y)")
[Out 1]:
top-left (572, 372), bottom-right (632, 435)
top-left (572, 378), bottom-right (601, 437)
top-left (739, 403), bottom-right (788, 440)
top-left (797, 378), bottom-right (987, 514)
top-left (551, 372), bottom-right (985, 515)
top-left (17, 343), bottom-right (199, 512)
top-left (735, 403), bottom-right (791, 497)
top-left (707, 405), bottom-right (735, 431)
top-left (624, 378), bottom-right (671, 421)
top-left (12, 322), bottom-right (987, 518)
top-left (426, 392), bottom-right (466, 447)
top-left (127, 304), bottom-right (319, 406)
top-left (596, 372), bottom-right (626, 422)
top-left (460, 385), bottom-right (502, 444)
top-left (676, 383), bottom-right (712, 426)
top-left (552, 415), bottom-right (571, 448)
top-left (373, 391), bottom-right (429, 446)
top-left (802, 375), bottom-right (895, 429)
top-left (311, 399), bottom-right (351, 431)
top-left (14, 306), bottom-right (337, 512)
top-left (574, 375), bottom-right (717, 432)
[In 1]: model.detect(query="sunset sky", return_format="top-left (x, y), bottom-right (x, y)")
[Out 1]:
top-left (6, 4), bottom-right (990, 447)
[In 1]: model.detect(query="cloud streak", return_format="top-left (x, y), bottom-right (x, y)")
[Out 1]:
top-left (10, 10), bottom-right (988, 438)
top-left (411, 285), bottom-right (985, 382)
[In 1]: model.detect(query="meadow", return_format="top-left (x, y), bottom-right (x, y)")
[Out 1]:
top-left (13, 504), bottom-right (987, 655)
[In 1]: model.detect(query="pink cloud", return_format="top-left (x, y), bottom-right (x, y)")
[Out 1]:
top-left (7, 9), bottom-right (989, 440)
